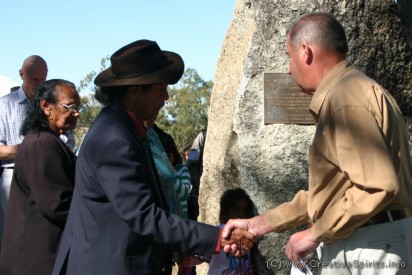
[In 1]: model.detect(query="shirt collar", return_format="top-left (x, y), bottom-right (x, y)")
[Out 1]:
top-left (125, 108), bottom-right (146, 140)
top-left (309, 60), bottom-right (351, 119)
top-left (16, 86), bottom-right (30, 104)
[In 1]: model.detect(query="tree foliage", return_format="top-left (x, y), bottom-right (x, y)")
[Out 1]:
top-left (73, 57), bottom-right (109, 142)
top-left (77, 94), bottom-right (102, 127)
top-left (156, 68), bottom-right (212, 151)
top-left (77, 56), bottom-right (110, 93)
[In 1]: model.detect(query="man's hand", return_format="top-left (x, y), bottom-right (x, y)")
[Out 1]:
top-left (221, 215), bottom-right (273, 255)
top-left (285, 228), bottom-right (319, 265)
top-left (220, 228), bottom-right (257, 257)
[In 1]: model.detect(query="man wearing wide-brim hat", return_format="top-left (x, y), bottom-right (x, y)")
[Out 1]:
top-left (52, 40), bottom-right (256, 275)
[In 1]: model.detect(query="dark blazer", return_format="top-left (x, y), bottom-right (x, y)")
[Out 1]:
top-left (52, 105), bottom-right (220, 275)
top-left (0, 131), bottom-right (76, 275)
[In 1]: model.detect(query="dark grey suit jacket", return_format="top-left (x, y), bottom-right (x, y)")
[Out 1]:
top-left (52, 105), bottom-right (220, 275)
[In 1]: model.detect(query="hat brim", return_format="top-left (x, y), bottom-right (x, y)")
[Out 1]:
top-left (94, 51), bottom-right (184, 87)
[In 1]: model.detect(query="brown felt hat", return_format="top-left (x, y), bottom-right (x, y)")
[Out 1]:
top-left (94, 40), bottom-right (184, 87)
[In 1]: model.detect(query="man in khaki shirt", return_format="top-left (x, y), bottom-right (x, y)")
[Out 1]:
top-left (223, 12), bottom-right (412, 274)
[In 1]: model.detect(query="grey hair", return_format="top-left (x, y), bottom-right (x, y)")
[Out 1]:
top-left (287, 12), bottom-right (348, 57)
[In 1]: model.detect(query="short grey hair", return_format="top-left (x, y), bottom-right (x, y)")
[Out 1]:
top-left (287, 12), bottom-right (348, 57)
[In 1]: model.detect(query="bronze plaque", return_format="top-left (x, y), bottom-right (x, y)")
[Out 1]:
top-left (264, 73), bottom-right (314, 125)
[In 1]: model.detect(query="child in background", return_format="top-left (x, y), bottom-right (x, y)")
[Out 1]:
top-left (208, 188), bottom-right (256, 275)
top-left (180, 143), bottom-right (192, 163)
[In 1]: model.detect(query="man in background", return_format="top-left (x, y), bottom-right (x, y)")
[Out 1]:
top-left (0, 55), bottom-right (48, 242)
top-left (186, 128), bottom-right (206, 221)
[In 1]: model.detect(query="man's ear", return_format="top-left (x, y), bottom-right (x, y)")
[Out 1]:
top-left (302, 43), bottom-right (313, 64)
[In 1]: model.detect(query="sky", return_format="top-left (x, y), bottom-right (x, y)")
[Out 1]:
top-left (0, 0), bottom-right (236, 96)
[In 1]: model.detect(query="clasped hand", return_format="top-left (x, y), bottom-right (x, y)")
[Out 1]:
top-left (220, 228), bottom-right (257, 257)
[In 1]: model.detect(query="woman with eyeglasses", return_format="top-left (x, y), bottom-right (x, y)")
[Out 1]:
top-left (0, 79), bottom-right (81, 275)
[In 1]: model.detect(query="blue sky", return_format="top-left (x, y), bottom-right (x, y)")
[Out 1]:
top-left (0, 0), bottom-right (236, 96)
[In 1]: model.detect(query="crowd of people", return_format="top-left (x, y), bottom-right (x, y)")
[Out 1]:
top-left (0, 11), bottom-right (411, 275)
top-left (0, 39), bottom-right (255, 275)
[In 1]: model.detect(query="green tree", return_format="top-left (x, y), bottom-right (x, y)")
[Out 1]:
top-left (77, 56), bottom-right (110, 93)
top-left (156, 68), bottom-right (212, 151)
top-left (73, 56), bottom-right (109, 144)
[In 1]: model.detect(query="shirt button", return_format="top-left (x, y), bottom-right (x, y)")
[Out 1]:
top-left (385, 244), bottom-right (391, 250)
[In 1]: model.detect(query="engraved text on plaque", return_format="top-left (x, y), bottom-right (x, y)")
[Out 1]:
top-left (264, 73), bottom-right (314, 125)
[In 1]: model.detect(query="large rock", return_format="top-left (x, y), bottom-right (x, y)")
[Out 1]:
top-left (198, 0), bottom-right (412, 274)
top-left (398, 0), bottom-right (412, 49)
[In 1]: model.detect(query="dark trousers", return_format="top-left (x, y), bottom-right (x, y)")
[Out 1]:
top-left (187, 195), bottom-right (199, 221)
top-left (186, 195), bottom-right (199, 275)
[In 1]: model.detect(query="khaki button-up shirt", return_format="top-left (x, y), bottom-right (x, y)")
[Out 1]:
top-left (266, 61), bottom-right (412, 244)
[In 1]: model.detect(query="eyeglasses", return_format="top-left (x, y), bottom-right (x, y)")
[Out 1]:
top-left (58, 103), bottom-right (84, 114)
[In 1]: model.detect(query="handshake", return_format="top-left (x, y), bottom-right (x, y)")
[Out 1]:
top-left (220, 215), bottom-right (320, 269)
top-left (219, 217), bottom-right (265, 257)
top-left (220, 228), bottom-right (257, 257)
